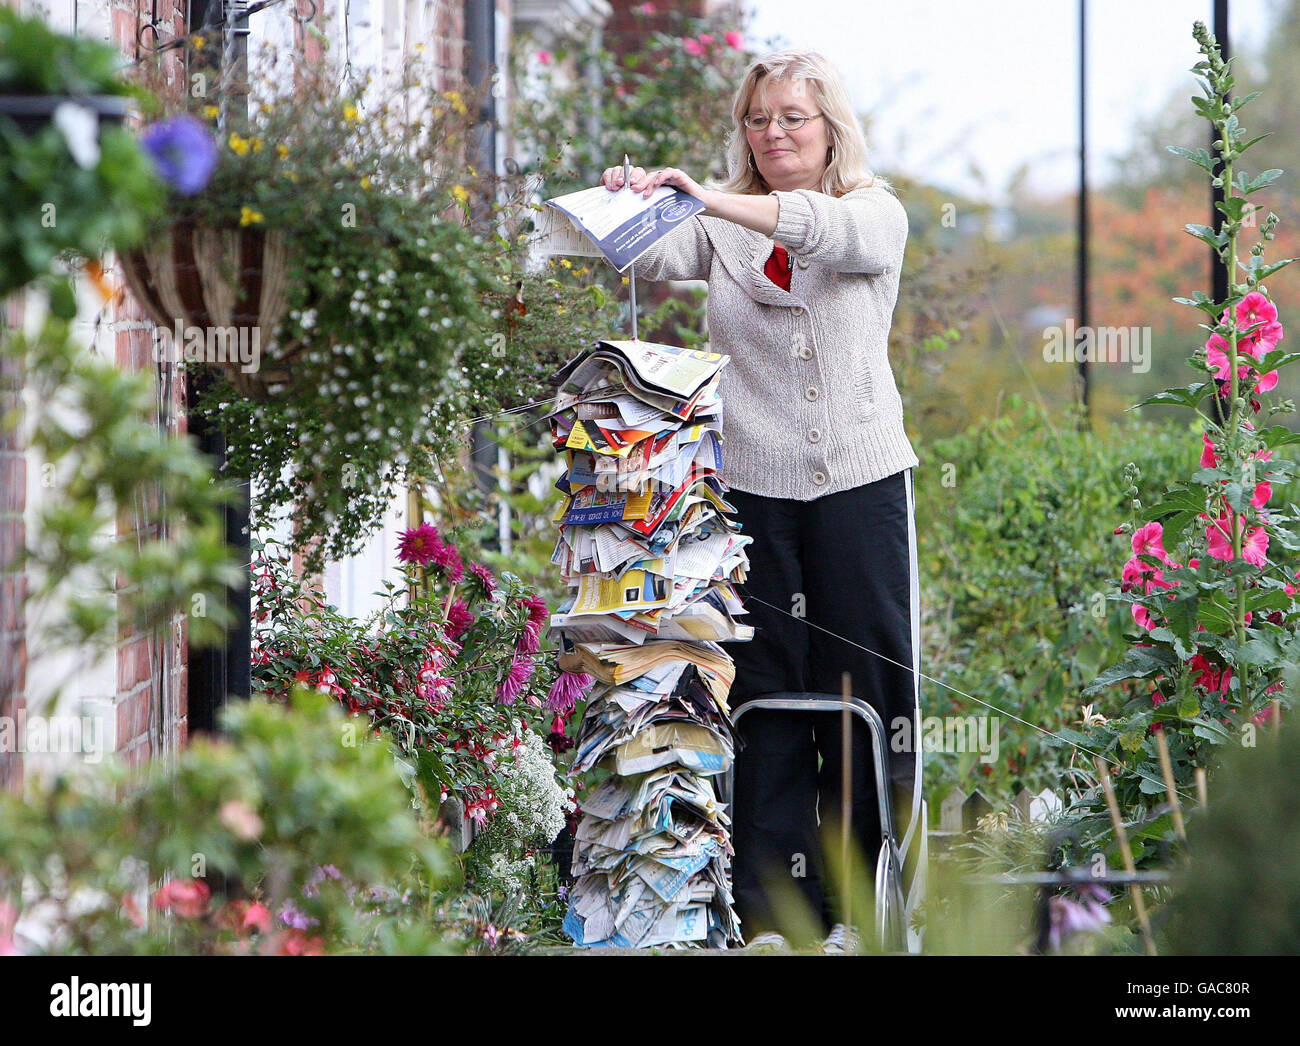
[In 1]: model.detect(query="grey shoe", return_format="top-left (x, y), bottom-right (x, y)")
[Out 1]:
top-left (820, 923), bottom-right (862, 954)
top-left (744, 930), bottom-right (791, 952)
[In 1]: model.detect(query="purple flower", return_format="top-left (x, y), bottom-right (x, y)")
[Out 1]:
top-left (397, 522), bottom-right (442, 566)
top-left (469, 562), bottom-right (497, 594)
top-left (445, 599), bottom-right (475, 640)
top-left (277, 902), bottom-right (318, 930)
top-left (1047, 888), bottom-right (1112, 952)
top-left (497, 654), bottom-right (535, 705)
top-left (546, 669), bottom-right (593, 714)
top-left (141, 115), bottom-right (218, 195)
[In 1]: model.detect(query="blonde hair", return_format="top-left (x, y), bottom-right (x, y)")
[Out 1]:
top-left (712, 49), bottom-right (894, 199)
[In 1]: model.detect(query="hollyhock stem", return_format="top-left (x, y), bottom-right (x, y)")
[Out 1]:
top-left (1216, 112), bottom-right (1253, 719)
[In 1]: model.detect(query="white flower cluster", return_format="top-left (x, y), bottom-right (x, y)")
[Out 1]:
top-left (493, 730), bottom-right (573, 849)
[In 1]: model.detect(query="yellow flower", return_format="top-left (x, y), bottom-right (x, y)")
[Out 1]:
top-left (261, 104), bottom-right (273, 115)
top-left (441, 90), bottom-right (467, 115)
top-left (239, 206), bottom-right (264, 226)
top-left (192, 34), bottom-right (205, 50)
top-left (621, 276), bottom-right (630, 285)
top-left (451, 185), bottom-right (469, 207)
top-left (251, 137), bottom-right (264, 153)
top-left (557, 306), bottom-right (567, 314)
top-left (276, 143), bottom-right (289, 159)
top-left (284, 171), bottom-right (299, 182)
top-left (360, 175), bottom-right (373, 190)
top-left (202, 105), bottom-right (219, 119)
top-left (467, 164), bottom-right (477, 177)
top-left (228, 132), bottom-right (250, 156)
top-left (559, 258), bottom-right (572, 269)
top-left (343, 103), bottom-right (360, 124)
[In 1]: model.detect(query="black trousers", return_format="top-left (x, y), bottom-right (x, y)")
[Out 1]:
top-left (725, 468), bottom-right (921, 937)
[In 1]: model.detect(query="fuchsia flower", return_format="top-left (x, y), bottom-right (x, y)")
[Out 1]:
top-left (496, 654), bottom-right (535, 704)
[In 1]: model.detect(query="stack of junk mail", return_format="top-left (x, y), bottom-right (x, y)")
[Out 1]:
top-left (547, 338), bottom-right (754, 949)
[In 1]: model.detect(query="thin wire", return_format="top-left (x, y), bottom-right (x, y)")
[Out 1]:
top-left (738, 592), bottom-right (1200, 806)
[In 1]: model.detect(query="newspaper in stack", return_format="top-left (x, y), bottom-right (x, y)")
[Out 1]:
top-left (547, 338), bottom-right (752, 948)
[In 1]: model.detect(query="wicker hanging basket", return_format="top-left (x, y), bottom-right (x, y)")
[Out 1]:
top-left (118, 221), bottom-right (298, 400)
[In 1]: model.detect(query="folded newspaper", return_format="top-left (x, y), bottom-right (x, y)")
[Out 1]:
top-left (548, 339), bottom-right (751, 949)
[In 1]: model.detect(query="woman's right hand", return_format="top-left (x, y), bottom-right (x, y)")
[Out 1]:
top-left (601, 165), bottom-right (646, 192)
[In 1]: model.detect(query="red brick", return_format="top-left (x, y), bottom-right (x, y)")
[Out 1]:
top-left (116, 688), bottom-right (153, 750)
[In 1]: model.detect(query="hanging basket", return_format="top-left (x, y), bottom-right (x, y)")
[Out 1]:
top-left (118, 220), bottom-right (298, 400)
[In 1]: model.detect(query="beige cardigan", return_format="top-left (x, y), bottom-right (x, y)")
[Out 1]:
top-left (632, 184), bottom-right (919, 499)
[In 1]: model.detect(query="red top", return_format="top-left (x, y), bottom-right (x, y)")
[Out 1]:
top-left (764, 243), bottom-right (792, 291)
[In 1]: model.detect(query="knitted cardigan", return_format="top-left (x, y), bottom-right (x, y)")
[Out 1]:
top-left (631, 184), bottom-right (919, 500)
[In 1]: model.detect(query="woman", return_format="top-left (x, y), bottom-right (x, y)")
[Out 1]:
top-left (600, 49), bottom-right (923, 952)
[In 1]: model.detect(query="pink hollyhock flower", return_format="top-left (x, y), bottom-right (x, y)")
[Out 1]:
top-left (275, 929), bottom-right (325, 956)
top-left (637, 1), bottom-right (656, 13)
top-left (154, 878), bottom-right (211, 918)
top-left (1228, 291), bottom-right (1284, 349)
top-left (243, 902), bottom-right (272, 935)
top-left (444, 599), bottom-right (475, 640)
top-left (725, 30), bottom-right (744, 48)
top-left (547, 669), bottom-right (594, 713)
top-left (1205, 513), bottom-right (1234, 562)
top-left (698, 33), bottom-right (714, 45)
top-left (1201, 432), bottom-right (1218, 468)
top-left (1284, 567), bottom-right (1300, 596)
top-left (497, 654), bottom-right (535, 704)
top-left (1131, 521), bottom-right (1171, 564)
top-left (683, 37), bottom-right (706, 56)
top-left (1189, 653), bottom-right (1231, 693)
top-left (535, 49), bottom-right (552, 65)
top-left (1252, 481), bottom-right (1273, 508)
top-left (397, 523), bottom-right (442, 566)
top-left (1243, 524), bottom-right (1270, 566)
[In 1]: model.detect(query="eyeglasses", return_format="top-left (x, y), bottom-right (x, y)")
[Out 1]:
top-left (742, 112), bottom-right (824, 132)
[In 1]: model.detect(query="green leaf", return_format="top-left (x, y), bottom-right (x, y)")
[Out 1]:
top-left (1084, 646), bottom-right (1176, 695)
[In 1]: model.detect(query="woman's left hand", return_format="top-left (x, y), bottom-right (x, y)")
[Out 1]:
top-left (633, 166), bottom-right (712, 207)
